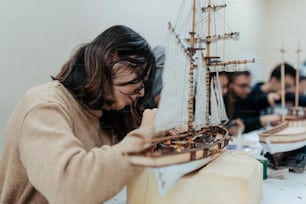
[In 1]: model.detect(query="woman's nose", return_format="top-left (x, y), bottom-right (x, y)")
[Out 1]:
top-left (131, 88), bottom-right (145, 102)
top-left (137, 87), bottom-right (145, 97)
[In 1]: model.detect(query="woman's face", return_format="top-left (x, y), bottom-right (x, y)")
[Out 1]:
top-left (103, 62), bottom-right (145, 110)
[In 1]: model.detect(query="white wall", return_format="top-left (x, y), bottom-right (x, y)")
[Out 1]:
top-left (0, 0), bottom-right (293, 148)
top-left (0, 0), bottom-right (91, 146)
top-left (220, 0), bottom-right (266, 84)
top-left (263, 0), bottom-right (306, 81)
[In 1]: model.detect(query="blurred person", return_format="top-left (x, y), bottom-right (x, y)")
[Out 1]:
top-left (298, 60), bottom-right (306, 95)
top-left (219, 71), bottom-right (229, 96)
top-left (252, 62), bottom-right (296, 96)
top-left (299, 76), bottom-right (306, 95)
top-left (224, 71), bottom-right (281, 134)
top-left (252, 62), bottom-right (306, 108)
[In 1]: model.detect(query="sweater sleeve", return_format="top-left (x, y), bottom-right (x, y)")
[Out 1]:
top-left (19, 102), bottom-right (150, 204)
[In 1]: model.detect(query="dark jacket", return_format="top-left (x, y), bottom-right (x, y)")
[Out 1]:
top-left (224, 85), bottom-right (271, 133)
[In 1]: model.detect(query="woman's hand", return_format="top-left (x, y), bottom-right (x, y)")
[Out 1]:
top-left (225, 118), bottom-right (245, 136)
top-left (260, 114), bottom-right (281, 126)
top-left (140, 108), bottom-right (158, 129)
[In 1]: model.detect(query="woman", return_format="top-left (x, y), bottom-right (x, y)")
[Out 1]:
top-left (0, 25), bottom-right (157, 203)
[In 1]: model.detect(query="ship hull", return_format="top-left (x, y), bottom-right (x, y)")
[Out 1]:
top-left (259, 118), bottom-right (306, 154)
top-left (127, 126), bottom-right (229, 167)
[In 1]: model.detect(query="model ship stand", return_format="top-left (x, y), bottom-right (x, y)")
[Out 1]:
top-left (259, 46), bottom-right (306, 168)
top-left (127, 150), bottom-right (263, 204)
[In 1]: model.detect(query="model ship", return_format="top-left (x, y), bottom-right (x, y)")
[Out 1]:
top-left (259, 46), bottom-right (306, 155)
top-left (127, 0), bottom-right (255, 168)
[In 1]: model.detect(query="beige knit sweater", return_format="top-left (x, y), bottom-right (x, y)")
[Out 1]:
top-left (0, 81), bottom-right (151, 204)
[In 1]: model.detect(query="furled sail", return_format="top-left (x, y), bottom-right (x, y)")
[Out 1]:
top-left (216, 71), bottom-right (228, 121)
top-left (201, 3), bottom-right (226, 13)
top-left (194, 52), bottom-right (208, 129)
top-left (209, 61), bottom-right (253, 72)
top-left (209, 78), bottom-right (220, 125)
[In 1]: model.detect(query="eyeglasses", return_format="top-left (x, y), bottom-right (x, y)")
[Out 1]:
top-left (112, 59), bottom-right (146, 96)
top-left (121, 82), bottom-right (145, 96)
top-left (116, 80), bottom-right (145, 96)
top-left (285, 84), bottom-right (294, 90)
top-left (234, 83), bottom-right (251, 89)
top-left (118, 60), bottom-right (137, 68)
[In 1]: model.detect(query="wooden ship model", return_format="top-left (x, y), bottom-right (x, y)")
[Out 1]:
top-left (127, 0), bottom-right (255, 168)
top-left (259, 46), bottom-right (306, 155)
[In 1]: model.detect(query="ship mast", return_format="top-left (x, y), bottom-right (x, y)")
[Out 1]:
top-left (187, 0), bottom-right (197, 142)
top-left (280, 47), bottom-right (286, 122)
top-left (201, 0), bottom-right (255, 126)
top-left (205, 0), bottom-right (212, 126)
top-left (206, 0), bottom-right (212, 58)
top-left (295, 43), bottom-right (301, 108)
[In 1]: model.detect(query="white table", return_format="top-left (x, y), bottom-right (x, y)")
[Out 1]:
top-left (237, 130), bottom-right (306, 204)
top-left (105, 174), bottom-right (306, 204)
top-left (105, 130), bottom-right (306, 204)
top-left (262, 172), bottom-right (306, 204)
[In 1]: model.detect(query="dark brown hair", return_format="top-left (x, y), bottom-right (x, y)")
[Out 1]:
top-left (53, 25), bottom-right (156, 140)
top-left (270, 62), bottom-right (296, 81)
top-left (228, 71), bottom-right (251, 84)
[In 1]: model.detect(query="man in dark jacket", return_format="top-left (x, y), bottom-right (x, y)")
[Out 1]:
top-left (224, 71), bottom-right (281, 134)
top-left (252, 62), bottom-right (306, 109)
